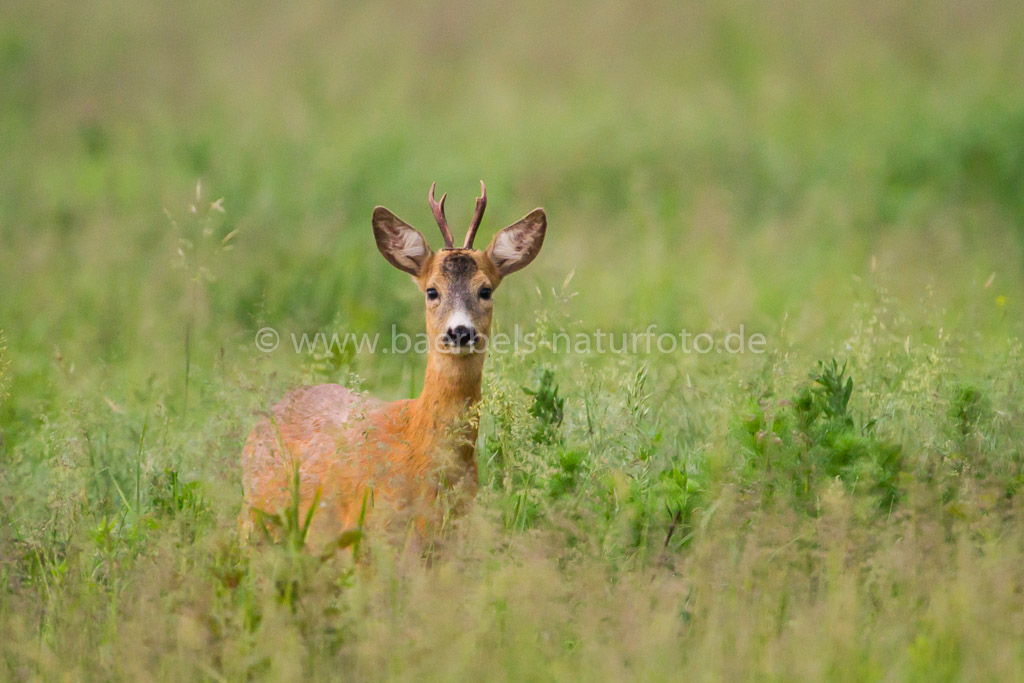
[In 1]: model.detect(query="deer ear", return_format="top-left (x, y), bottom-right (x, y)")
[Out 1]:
top-left (372, 207), bottom-right (433, 276)
top-left (485, 209), bottom-right (546, 277)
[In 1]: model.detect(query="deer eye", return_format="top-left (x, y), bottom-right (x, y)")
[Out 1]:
top-left (426, 288), bottom-right (439, 301)
top-left (479, 287), bottom-right (492, 300)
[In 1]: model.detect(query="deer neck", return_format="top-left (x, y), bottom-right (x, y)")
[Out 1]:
top-left (408, 349), bottom-right (485, 460)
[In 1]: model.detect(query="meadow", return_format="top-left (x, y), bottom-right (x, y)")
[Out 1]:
top-left (2, 0), bottom-right (1024, 679)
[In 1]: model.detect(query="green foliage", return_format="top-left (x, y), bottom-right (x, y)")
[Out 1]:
top-left (808, 358), bottom-right (854, 425)
top-left (743, 358), bottom-right (903, 510)
top-left (0, 330), bottom-right (8, 455)
top-left (523, 368), bottom-right (565, 444)
top-left (885, 104), bottom-right (1024, 228)
top-left (949, 382), bottom-right (988, 437)
top-left (0, 330), bottom-right (8, 406)
top-left (149, 467), bottom-right (209, 522)
top-left (548, 448), bottom-right (586, 498)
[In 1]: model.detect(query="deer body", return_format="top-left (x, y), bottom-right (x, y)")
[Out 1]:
top-left (240, 183), bottom-right (546, 548)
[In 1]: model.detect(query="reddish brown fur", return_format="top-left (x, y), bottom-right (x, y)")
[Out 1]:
top-left (241, 189), bottom-right (545, 550)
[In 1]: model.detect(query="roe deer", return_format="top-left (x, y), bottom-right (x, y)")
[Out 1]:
top-left (241, 182), bottom-right (546, 549)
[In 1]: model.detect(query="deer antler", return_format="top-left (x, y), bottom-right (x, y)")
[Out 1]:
top-left (429, 182), bottom-right (455, 249)
top-left (463, 180), bottom-right (487, 249)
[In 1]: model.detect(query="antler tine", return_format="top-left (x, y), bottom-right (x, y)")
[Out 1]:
top-left (463, 180), bottom-right (487, 249)
top-left (429, 182), bottom-right (455, 249)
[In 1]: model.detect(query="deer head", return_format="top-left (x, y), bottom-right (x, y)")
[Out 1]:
top-left (372, 181), bottom-right (546, 355)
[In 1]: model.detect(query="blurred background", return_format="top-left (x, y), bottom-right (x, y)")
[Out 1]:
top-left (1, 0), bottom-right (1023, 450)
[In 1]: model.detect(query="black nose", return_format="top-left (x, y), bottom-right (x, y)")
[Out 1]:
top-left (445, 325), bottom-right (476, 347)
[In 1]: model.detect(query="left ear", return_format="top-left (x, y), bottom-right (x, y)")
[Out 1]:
top-left (372, 206), bottom-right (433, 277)
top-left (485, 209), bottom-right (546, 277)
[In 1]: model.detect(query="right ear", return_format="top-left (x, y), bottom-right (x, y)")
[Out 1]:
top-left (372, 207), bottom-right (433, 277)
top-left (485, 209), bottom-right (546, 277)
